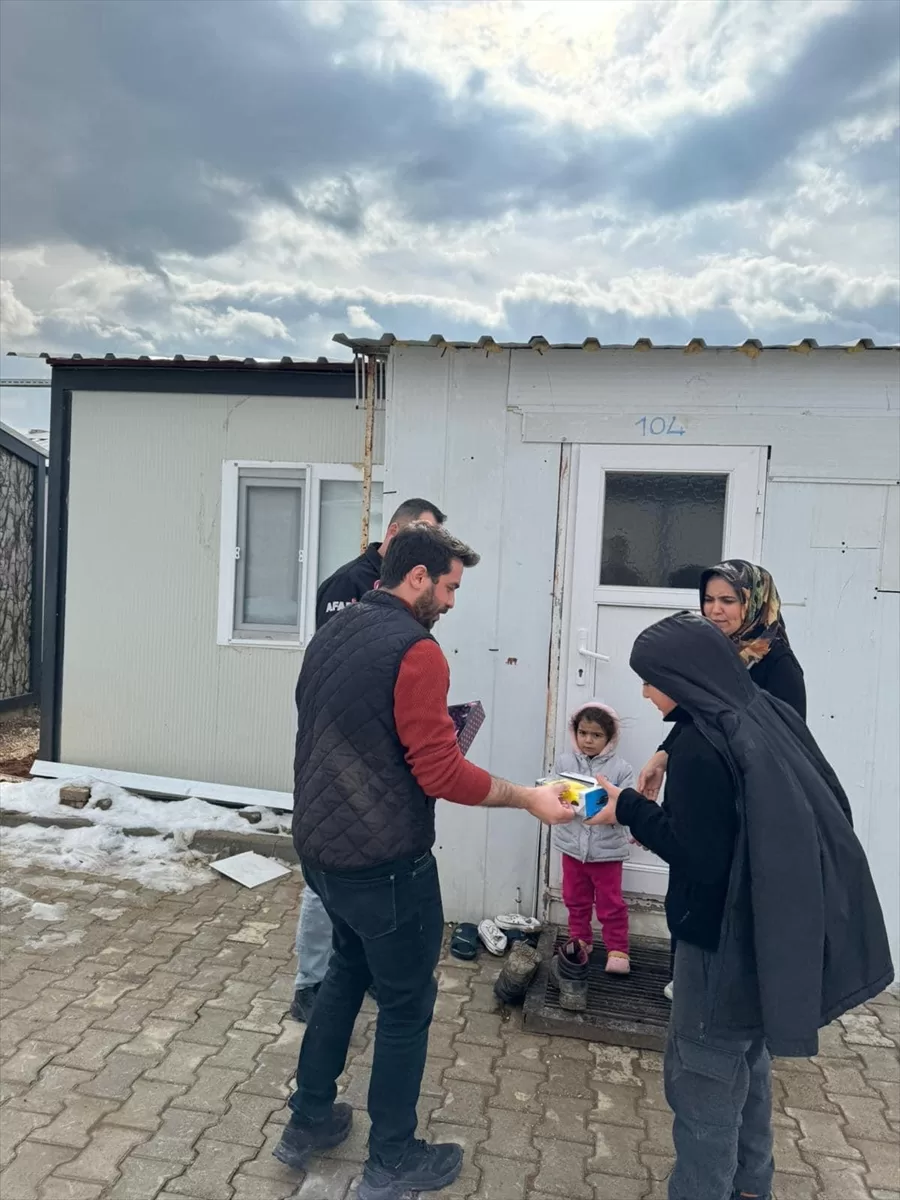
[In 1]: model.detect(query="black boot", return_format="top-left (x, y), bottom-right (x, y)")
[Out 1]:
top-left (272, 1103), bottom-right (353, 1170)
top-left (290, 984), bottom-right (320, 1023)
top-left (358, 1140), bottom-right (464, 1200)
top-left (549, 939), bottom-right (589, 1012)
top-left (494, 942), bottom-right (541, 1006)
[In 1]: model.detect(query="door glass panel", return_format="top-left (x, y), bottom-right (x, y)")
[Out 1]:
top-left (600, 472), bottom-right (727, 589)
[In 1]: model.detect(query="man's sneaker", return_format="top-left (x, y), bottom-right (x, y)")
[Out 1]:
top-left (290, 984), bottom-right (320, 1023)
top-left (549, 939), bottom-right (590, 1012)
top-left (664, 981), bottom-right (674, 1001)
top-left (495, 913), bottom-right (542, 936)
top-left (494, 941), bottom-right (541, 1005)
top-left (272, 1103), bottom-right (352, 1170)
top-left (477, 919), bottom-right (508, 957)
top-left (358, 1139), bottom-right (464, 1200)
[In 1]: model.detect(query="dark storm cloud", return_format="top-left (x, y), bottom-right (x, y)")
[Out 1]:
top-left (626, 0), bottom-right (900, 210)
top-left (0, 0), bottom-right (897, 267)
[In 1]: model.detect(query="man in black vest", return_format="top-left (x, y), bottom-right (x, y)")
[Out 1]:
top-left (292, 496), bottom-right (447, 1023)
top-left (275, 523), bottom-right (573, 1200)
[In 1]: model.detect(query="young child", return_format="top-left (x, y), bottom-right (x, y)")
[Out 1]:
top-left (552, 703), bottom-right (635, 995)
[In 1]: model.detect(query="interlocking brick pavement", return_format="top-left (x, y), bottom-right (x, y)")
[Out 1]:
top-left (1, 863), bottom-right (898, 1199)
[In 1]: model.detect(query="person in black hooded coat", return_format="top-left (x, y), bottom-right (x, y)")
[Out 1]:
top-left (589, 612), bottom-right (893, 1200)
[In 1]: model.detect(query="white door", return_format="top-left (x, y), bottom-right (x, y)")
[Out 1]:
top-left (548, 444), bottom-right (766, 907)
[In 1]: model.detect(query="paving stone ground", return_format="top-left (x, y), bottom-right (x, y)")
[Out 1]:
top-left (1, 863), bottom-right (898, 1200)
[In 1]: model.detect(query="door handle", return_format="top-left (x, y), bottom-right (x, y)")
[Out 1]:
top-left (577, 629), bottom-right (610, 663)
top-left (578, 628), bottom-right (614, 686)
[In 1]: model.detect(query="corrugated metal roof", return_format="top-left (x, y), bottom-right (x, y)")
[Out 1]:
top-left (333, 333), bottom-right (899, 356)
top-left (6, 352), bottom-right (352, 372)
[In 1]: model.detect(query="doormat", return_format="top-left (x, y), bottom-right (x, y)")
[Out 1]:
top-left (523, 928), bottom-right (671, 1050)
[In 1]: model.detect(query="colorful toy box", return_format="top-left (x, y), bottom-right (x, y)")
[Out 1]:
top-left (538, 772), bottom-right (608, 818)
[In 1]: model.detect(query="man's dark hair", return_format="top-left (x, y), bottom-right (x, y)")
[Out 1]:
top-left (381, 523), bottom-right (479, 588)
top-left (389, 497), bottom-right (447, 526)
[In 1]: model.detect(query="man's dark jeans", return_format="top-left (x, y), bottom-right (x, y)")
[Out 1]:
top-left (288, 851), bottom-right (444, 1169)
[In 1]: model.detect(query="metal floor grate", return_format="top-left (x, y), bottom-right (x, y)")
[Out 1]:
top-left (523, 929), bottom-right (672, 1049)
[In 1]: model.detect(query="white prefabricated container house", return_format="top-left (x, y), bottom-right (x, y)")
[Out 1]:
top-left (340, 333), bottom-right (899, 967)
top-left (40, 339), bottom-right (899, 967)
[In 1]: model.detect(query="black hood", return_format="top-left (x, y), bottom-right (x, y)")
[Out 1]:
top-left (629, 612), bottom-right (893, 1056)
top-left (630, 611), bottom-right (756, 720)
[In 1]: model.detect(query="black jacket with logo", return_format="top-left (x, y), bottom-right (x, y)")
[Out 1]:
top-left (293, 590), bottom-right (434, 870)
top-left (315, 543), bottom-right (383, 630)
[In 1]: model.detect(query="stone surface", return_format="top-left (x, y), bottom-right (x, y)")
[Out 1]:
top-left (2, 860), bottom-right (898, 1200)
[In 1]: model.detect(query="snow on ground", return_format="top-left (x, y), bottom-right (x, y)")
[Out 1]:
top-left (0, 780), bottom-right (298, 895)
top-left (0, 886), bottom-right (69, 920)
top-left (0, 777), bottom-right (291, 836)
top-left (0, 822), bottom-right (215, 893)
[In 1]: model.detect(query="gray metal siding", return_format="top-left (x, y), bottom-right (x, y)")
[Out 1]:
top-left (60, 389), bottom-right (382, 789)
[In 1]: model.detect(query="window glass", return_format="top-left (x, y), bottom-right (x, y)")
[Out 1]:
top-left (600, 472), bottom-right (727, 589)
top-left (317, 480), bottom-right (384, 587)
top-left (240, 482), bottom-right (304, 628)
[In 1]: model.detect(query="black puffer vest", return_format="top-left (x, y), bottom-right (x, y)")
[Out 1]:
top-left (292, 590), bottom-right (434, 870)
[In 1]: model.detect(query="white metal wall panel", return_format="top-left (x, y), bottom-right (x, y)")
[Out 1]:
top-left (508, 346), bottom-right (897, 413)
top-left (869, 591), bottom-right (900, 967)
top-left (879, 486), bottom-right (900, 592)
top-left (521, 412), bottom-right (898, 483)
top-left (61, 389), bottom-right (378, 791)
top-left (811, 485), bottom-right (889, 549)
top-left (387, 348), bottom-right (561, 920)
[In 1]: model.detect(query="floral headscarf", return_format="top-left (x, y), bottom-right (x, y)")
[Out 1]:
top-left (699, 559), bottom-right (789, 668)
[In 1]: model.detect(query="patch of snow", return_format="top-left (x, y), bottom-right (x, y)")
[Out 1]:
top-left (0, 822), bottom-right (213, 894)
top-left (25, 928), bottom-right (85, 951)
top-left (27, 901), bottom-right (69, 922)
top-left (0, 778), bottom-right (291, 837)
top-left (89, 907), bottom-right (126, 921)
top-left (0, 887), bottom-right (68, 920)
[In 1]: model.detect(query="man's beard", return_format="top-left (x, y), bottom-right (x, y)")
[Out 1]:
top-left (413, 584), bottom-right (446, 630)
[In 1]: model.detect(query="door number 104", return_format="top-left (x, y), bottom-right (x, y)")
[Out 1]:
top-left (635, 415), bottom-right (686, 436)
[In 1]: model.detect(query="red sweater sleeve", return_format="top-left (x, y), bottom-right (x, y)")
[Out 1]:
top-left (394, 640), bottom-right (492, 806)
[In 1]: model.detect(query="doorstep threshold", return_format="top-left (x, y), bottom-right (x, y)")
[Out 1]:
top-left (523, 928), bottom-right (671, 1049)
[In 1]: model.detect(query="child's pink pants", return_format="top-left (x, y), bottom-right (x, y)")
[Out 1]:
top-left (561, 855), bottom-right (629, 953)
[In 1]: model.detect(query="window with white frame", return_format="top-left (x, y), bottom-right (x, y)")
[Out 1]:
top-left (218, 462), bottom-right (384, 647)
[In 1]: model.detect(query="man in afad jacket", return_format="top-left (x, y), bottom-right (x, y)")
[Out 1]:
top-left (275, 523), bottom-right (572, 1200)
top-left (291, 497), bottom-right (446, 1022)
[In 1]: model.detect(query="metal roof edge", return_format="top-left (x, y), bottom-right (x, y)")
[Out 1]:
top-left (6, 351), bottom-right (354, 372)
top-left (332, 333), bottom-right (900, 356)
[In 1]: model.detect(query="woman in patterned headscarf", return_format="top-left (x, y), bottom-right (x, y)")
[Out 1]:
top-left (697, 559), bottom-right (806, 714)
top-left (641, 561), bottom-right (806, 800)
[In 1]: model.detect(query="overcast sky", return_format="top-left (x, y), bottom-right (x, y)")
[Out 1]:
top-left (1, 0), bottom-right (898, 431)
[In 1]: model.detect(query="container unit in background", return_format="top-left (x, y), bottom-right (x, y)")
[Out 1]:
top-left (38, 355), bottom-right (384, 799)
